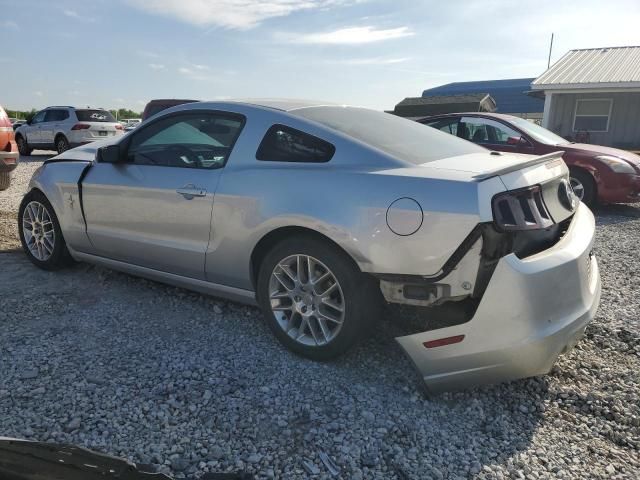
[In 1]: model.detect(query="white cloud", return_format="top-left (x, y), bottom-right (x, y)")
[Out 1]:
top-left (62, 9), bottom-right (95, 22)
top-left (34, 91), bottom-right (44, 97)
top-left (1, 20), bottom-right (19, 30)
top-left (126, 0), bottom-right (361, 29)
top-left (290, 26), bottom-right (413, 45)
top-left (178, 67), bottom-right (193, 75)
top-left (336, 56), bottom-right (411, 65)
top-left (149, 63), bottom-right (166, 70)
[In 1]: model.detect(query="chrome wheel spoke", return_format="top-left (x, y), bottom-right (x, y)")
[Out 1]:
top-left (21, 201), bottom-right (55, 261)
top-left (268, 254), bottom-right (345, 347)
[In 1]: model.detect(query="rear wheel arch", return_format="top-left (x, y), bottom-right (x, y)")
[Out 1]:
top-left (250, 226), bottom-right (362, 289)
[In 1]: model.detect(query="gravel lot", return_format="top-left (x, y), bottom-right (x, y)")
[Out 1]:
top-left (1, 155), bottom-right (639, 479)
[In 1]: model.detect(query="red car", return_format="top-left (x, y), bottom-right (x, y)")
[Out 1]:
top-left (0, 105), bottom-right (19, 191)
top-left (420, 113), bottom-right (640, 206)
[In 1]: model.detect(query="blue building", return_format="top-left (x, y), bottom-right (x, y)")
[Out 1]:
top-left (422, 78), bottom-right (543, 122)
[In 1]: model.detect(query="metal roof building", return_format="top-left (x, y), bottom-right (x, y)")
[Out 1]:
top-left (532, 46), bottom-right (640, 148)
top-left (532, 46), bottom-right (640, 89)
top-left (422, 78), bottom-right (543, 118)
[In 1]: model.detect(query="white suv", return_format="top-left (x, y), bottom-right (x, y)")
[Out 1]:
top-left (15, 106), bottom-right (124, 155)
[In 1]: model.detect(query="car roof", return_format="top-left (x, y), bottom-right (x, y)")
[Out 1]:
top-left (213, 98), bottom-right (339, 112)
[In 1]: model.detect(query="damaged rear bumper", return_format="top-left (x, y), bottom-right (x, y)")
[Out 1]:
top-left (396, 203), bottom-right (601, 394)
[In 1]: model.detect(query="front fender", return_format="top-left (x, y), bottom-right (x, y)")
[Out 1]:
top-left (27, 161), bottom-right (93, 252)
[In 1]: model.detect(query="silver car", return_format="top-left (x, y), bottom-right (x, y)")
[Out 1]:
top-left (17, 100), bottom-right (601, 393)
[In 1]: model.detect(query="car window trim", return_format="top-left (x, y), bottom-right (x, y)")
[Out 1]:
top-left (121, 109), bottom-right (247, 170)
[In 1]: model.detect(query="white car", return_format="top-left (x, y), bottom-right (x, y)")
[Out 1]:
top-left (15, 107), bottom-right (124, 155)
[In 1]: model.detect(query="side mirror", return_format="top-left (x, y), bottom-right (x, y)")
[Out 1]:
top-left (506, 136), bottom-right (522, 146)
top-left (96, 144), bottom-right (122, 163)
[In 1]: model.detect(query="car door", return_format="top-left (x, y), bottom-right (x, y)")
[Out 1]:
top-left (459, 116), bottom-right (535, 154)
top-left (41, 109), bottom-right (66, 145)
top-left (26, 110), bottom-right (46, 144)
top-left (80, 110), bottom-right (245, 279)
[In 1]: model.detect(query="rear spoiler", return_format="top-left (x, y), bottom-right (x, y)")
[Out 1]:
top-left (472, 151), bottom-right (565, 181)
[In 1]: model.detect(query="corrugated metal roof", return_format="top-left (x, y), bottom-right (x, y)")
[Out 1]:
top-left (533, 46), bottom-right (640, 88)
top-left (422, 78), bottom-right (542, 114)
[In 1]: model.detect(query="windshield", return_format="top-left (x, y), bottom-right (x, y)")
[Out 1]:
top-left (510, 117), bottom-right (568, 145)
top-left (76, 109), bottom-right (116, 123)
top-left (293, 106), bottom-right (484, 164)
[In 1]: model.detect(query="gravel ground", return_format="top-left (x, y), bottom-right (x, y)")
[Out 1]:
top-left (1, 156), bottom-right (639, 479)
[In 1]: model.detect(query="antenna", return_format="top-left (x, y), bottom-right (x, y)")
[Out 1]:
top-left (547, 33), bottom-right (554, 69)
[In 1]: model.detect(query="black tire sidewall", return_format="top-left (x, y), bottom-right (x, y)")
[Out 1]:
top-left (18, 191), bottom-right (71, 270)
top-left (16, 135), bottom-right (32, 156)
top-left (570, 169), bottom-right (596, 207)
top-left (256, 236), bottom-right (378, 360)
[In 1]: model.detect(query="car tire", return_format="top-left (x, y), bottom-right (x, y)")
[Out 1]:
top-left (55, 135), bottom-right (70, 154)
top-left (18, 190), bottom-right (74, 270)
top-left (16, 135), bottom-right (33, 156)
top-left (256, 235), bottom-right (381, 360)
top-left (0, 172), bottom-right (10, 191)
top-left (569, 168), bottom-right (596, 207)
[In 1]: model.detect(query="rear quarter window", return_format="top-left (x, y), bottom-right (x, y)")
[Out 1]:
top-left (256, 124), bottom-right (335, 163)
top-left (75, 110), bottom-right (116, 122)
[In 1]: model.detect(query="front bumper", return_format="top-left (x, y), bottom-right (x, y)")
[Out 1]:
top-left (0, 150), bottom-right (19, 172)
top-left (396, 203), bottom-right (601, 394)
top-left (599, 173), bottom-right (640, 203)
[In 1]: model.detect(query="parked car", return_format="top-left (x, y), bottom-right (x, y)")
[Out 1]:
top-left (142, 99), bottom-right (197, 120)
top-left (18, 100), bottom-right (600, 393)
top-left (12, 120), bottom-right (26, 131)
top-left (420, 113), bottom-right (640, 207)
top-left (15, 106), bottom-right (124, 155)
top-left (120, 118), bottom-right (142, 127)
top-left (0, 105), bottom-right (19, 190)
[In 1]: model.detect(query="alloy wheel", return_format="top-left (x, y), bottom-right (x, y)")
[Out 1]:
top-left (569, 177), bottom-right (585, 201)
top-left (57, 137), bottom-right (69, 154)
top-left (268, 254), bottom-right (345, 347)
top-left (22, 201), bottom-right (55, 261)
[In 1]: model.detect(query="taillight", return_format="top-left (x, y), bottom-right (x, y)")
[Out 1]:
top-left (3, 142), bottom-right (11, 152)
top-left (71, 123), bottom-right (90, 130)
top-left (115, 124), bottom-right (123, 130)
top-left (492, 185), bottom-right (554, 231)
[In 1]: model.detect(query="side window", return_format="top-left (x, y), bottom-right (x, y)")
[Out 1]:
top-left (460, 117), bottom-right (522, 145)
top-left (44, 109), bottom-right (69, 122)
top-left (127, 112), bottom-right (244, 169)
top-left (256, 124), bottom-right (335, 163)
top-left (31, 111), bottom-right (46, 125)
top-left (424, 118), bottom-right (459, 136)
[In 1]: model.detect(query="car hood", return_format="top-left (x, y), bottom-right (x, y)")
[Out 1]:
top-left (47, 137), bottom-right (121, 163)
top-left (560, 143), bottom-right (640, 166)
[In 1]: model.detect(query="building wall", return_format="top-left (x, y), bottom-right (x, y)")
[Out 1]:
top-left (548, 91), bottom-right (640, 148)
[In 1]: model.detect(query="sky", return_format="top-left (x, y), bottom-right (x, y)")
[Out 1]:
top-left (1, 0), bottom-right (639, 113)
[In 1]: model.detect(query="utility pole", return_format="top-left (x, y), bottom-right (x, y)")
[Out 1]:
top-left (547, 33), bottom-right (554, 69)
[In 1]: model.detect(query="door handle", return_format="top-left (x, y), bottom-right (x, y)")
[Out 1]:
top-left (176, 184), bottom-right (207, 199)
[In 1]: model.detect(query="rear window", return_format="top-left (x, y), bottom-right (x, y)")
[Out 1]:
top-left (75, 109), bottom-right (116, 122)
top-left (293, 106), bottom-right (484, 164)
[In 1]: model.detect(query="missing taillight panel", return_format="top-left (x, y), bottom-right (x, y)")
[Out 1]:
top-left (492, 185), bottom-right (554, 232)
